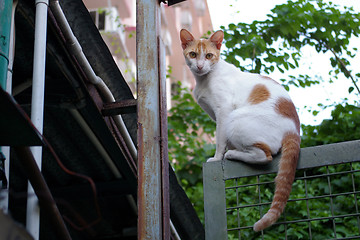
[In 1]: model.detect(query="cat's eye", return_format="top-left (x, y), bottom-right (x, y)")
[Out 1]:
top-left (189, 52), bottom-right (197, 58)
top-left (206, 53), bottom-right (214, 59)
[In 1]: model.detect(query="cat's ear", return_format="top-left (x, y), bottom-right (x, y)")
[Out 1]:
top-left (210, 30), bottom-right (224, 50)
top-left (180, 29), bottom-right (195, 50)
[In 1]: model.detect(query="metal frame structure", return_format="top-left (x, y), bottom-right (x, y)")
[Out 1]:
top-left (203, 140), bottom-right (360, 240)
top-left (1, 0), bottom-right (197, 238)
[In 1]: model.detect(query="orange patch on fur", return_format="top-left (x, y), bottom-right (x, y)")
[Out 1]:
top-left (275, 98), bottom-right (300, 133)
top-left (254, 132), bottom-right (300, 232)
top-left (253, 142), bottom-right (273, 160)
top-left (202, 40), bottom-right (221, 61)
top-left (248, 84), bottom-right (271, 104)
top-left (183, 39), bottom-right (220, 62)
top-left (196, 41), bottom-right (206, 52)
top-left (275, 132), bottom-right (301, 193)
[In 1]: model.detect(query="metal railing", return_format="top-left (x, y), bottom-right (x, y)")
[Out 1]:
top-left (203, 140), bottom-right (360, 240)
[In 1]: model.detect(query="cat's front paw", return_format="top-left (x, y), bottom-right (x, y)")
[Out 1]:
top-left (207, 157), bottom-right (222, 162)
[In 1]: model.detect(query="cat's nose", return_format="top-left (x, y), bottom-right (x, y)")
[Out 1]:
top-left (197, 65), bottom-right (203, 70)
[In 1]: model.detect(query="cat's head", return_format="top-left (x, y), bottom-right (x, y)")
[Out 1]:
top-left (180, 29), bottom-right (224, 76)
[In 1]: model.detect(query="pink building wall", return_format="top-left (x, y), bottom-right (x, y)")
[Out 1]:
top-left (83, 0), bottom-right (213, 107)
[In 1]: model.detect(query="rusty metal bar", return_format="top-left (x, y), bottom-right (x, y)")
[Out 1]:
top-left (14, 146), bottom-right (72, 240)
top-left (87, 84), bottom-right (137, 176)
top-left (102, 99), bottom-right (137, 116)
top-left (136, 0), bottom-right (169, 239)
top-left (158, 30), bottom-right (170, 240)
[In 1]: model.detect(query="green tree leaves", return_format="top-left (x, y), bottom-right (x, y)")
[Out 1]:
top-left (221, 0), bottom-right (360, 94)
top-left (301, 103), bottom-right (360, 146)
top-left (168, 84), bottom-right (216, 222)
top-left (167, 0), bottom-right (360, 234)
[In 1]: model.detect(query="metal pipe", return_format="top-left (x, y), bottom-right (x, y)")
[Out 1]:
top-left (49, 0), bottom-right (101, 85)
top-left (170, 220), bottom-right (181, 240)
top-left (97, 81), bottom-right (137, 160)
top-left (27, 0), bottom-right (49, 238)
top-left (14, 146), bottom-right (72, 240)
top-left (0, 0), bottom-right (12, 89)
top-left (0, 147), bottom-right (9, 212)
top-left (69, 109), bottom-right (141, 229)
top-left (12, 79), bottom-right (32, 96)
top-left (6, 0), bottom-right (17, 93)
top-left (49, 0), bottom-right (137, 161)
top-left (0, 0), bottom-right (17, 213)
top-left (69, 109), bottom-right (122, 178)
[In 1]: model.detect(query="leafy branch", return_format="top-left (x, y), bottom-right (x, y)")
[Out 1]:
top-left (221, 0), bottom-right (360, 97)
top-left (326, 44), bottom-right (360, 94)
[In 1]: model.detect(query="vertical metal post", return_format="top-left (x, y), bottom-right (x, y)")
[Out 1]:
top-left (0, 0), bottom-right (12, 89)
top-left (203, 161), bottom-right (228, 240)
top-left (0, 0), bottom-right (18, 214)
top-left (158, 29), bottom-right (170, 240)
top-left (6, 0), bottom-right (17, 93)
top-left (27, 0), bottom-right (48, 239)
top-left (136, 0), bottom-right (169, 239)
top-left (0, 0), bottom-right (13, 210)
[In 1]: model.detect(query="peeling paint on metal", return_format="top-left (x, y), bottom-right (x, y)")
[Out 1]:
top-left (136, 0), bottom-right (170, 238)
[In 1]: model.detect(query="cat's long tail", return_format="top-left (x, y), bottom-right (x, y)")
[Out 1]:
top-left (253, 132), bottom-right (301, 232)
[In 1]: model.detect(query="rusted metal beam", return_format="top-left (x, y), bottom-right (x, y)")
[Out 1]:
top-left (102, 99), bottom-right (137, 116)
top-left (136, 0), bottom-right (169, 239)
top-left (86, 84), bottom-right (137, 178)
top-left (158, 34), bottom-right (170, 240)
top-left (13, 146), bottom-right (72, 240)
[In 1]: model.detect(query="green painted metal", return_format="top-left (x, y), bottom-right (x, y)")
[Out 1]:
top-left (203, 140), bottom-right (360, 239)
top-left (0, 0), bottom-right (13, 89)
top-left (203, 161), bottom-right (228, 240)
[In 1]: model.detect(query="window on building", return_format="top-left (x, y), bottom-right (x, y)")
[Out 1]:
top-left (89, 10), bottom-right (106, 31)
top-left (98, 11), bottom-right (106, 30)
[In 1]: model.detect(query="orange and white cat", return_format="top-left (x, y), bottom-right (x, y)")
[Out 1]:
top-left (180, 29), bottom-right (301, 232)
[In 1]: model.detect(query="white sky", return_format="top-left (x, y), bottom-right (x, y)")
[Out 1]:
top-left (207, 0), bottom-right (360, 125)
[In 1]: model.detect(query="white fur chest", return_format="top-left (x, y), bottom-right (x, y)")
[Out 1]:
top-left (194, 81), bottom-right (217, 120)
top-left (193, 61), bottom-right (248, 118)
